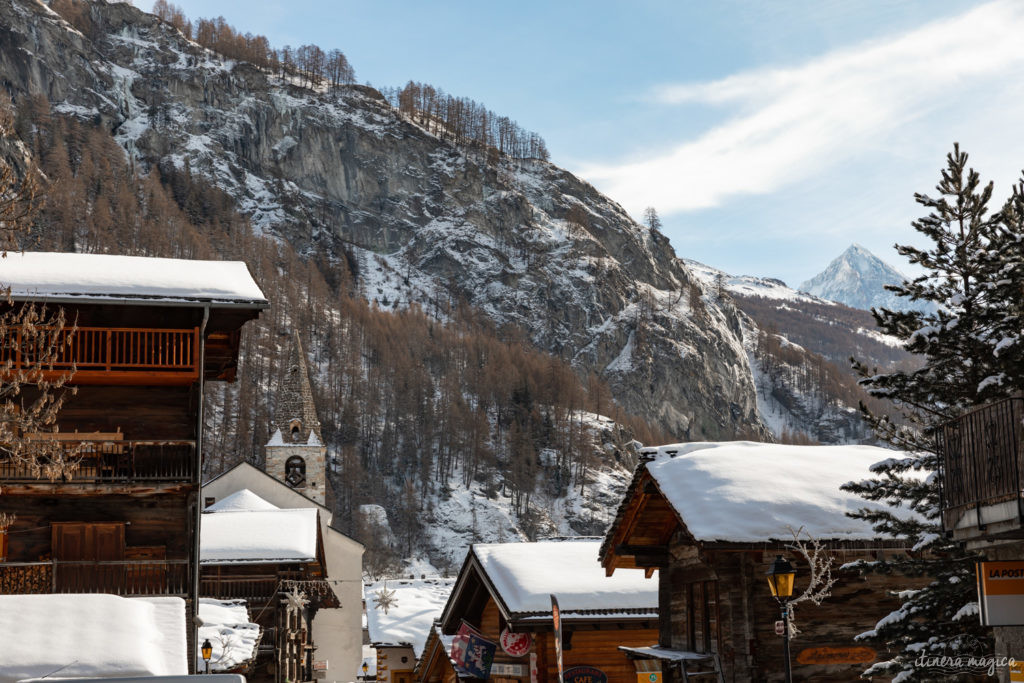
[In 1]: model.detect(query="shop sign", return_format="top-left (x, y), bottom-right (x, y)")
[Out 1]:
top-left (500, 628), bottom-right (532, 657)
top-left (977, 561), bottom-right (1024, 626)
top-left (636, 675), bottom-right (661, 683)
top-left (563, 665), bottom-right (607, 683)
top-left (491, 663), bottom-right (527, 676)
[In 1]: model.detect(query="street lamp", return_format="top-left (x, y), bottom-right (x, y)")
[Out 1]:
top-left (766, 555), bottom-right (796, 683)
top-left (361, 661), bottom-right (369, 679)
top-left (201, 639), bottom-right (213, 675)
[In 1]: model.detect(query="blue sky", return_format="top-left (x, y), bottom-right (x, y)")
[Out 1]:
top-left (143, 0), bottom-right (1024, 286)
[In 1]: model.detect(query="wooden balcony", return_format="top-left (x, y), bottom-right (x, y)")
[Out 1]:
top-left (938, 395), bottom-right (1024, 547)
top-left (0, 559), bottom-right (189, 596)
top-left (0, 439), bottom-right (196, 483)
top-left (2, 326), bottom-right (200, 385)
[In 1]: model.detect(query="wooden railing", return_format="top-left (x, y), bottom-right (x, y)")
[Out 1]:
top-left (0, 559), bottom-right (189, 596)
top-left (938, 395), bottom-right (1024, 531)
top-left (1, 326), bottom-right (200, 385)
top-left (0, 440), bottom-right (196, 483)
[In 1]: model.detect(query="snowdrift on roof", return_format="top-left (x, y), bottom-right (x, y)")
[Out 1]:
top-left (205, 488), bottom-right (280, 512)
top-left (474, 539), bottom-right (657, 615)
top-left (201, 506), bottom-right (318, 562)
top-left (365, 577), bottom-right (455, 657)
top-left (0, 252), bottom-right (267, 304)
top-left (0, 594), bottom-right (186, 682)
top-left (643, 441), bottom-right (918, 542)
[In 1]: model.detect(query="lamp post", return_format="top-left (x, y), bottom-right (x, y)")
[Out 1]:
top-left (201, 639), bottom-right (213, 675)
top-left (361, 661), bottom-right (369, 680)
top-left (766, 555), bottom-right (796, 683)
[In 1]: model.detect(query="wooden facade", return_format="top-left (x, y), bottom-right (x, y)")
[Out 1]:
top-left (0, 259), bottom-right (266, 674)
top-left (200, 551), bottom-right (339, 681)
top-left (601, 463), bottom-right (910, 682)
top-left (434, 543), bottom-right (659, 683)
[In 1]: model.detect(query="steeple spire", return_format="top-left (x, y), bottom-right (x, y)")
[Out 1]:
top-left (264, 331), bottom-right (328, 505)
top-left (273, 330), bottom-right (322, 446)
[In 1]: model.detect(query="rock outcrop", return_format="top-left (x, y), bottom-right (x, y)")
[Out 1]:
top-left (0, 0), bottom-right (767, 440)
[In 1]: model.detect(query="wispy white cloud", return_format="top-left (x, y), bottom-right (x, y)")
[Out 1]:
top-left (580, 1), bottom-right (1024, 216)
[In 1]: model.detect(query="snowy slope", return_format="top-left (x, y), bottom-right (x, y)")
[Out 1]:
top-left (684, 258), bottom-right (829, 305)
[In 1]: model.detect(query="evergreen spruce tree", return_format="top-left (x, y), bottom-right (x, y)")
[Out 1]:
top-left (842, 144), bottom-right (1017, 681)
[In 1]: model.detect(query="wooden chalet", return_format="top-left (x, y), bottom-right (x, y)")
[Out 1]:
top-left (200, 489), bottom-right (340, 683)
top-left (434, 539), bottom-right (658, 683)
top-left (937, 394), bottom-right (1024, 677)
top-left (600, 442), bottom-right (914, 682)
top-left (0, 251), bottom-right (267, 673)
top-left (416, 623), bottom-right (456, 683)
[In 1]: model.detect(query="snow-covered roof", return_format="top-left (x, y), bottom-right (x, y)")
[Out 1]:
top-left (197, 599), bottom-right (260, 672)
top-left (0, 594), bottom-right (186, 682)
top-left (0, 252), bottom-right (267, 307)
top-left (201, 505), bottom-right (318, 563)
top-left (472, 539), bottom-right (657, 616)
top-left (205, 488), bottom-right (280, 512)
top-left (365, 577), bottom-right (455, 657)
top-left (641, 441), bottom-right (914, 542)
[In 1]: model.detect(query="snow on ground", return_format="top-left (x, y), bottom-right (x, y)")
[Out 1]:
top-left (642, 441), bottom-right (921, 542)
top-left (365, 577), bottom-right (455, 657)
top-left (201, 495), bottom-right (318, 563)
top-left (0, 594), bottom-right (186, 681)
top-left (472, 539), bottom-right (657, 615)
top-left (421, 449), bottom-right (632, 573)
top-left (197, 598), bottom-right (260, 672)
top-left (1, 252), bottom-right (267, 304)
top-left (856, 326), bottom-right (905, 349)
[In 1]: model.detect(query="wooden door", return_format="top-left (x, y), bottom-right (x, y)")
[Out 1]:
top-left (392, 672), bottom-right (414, 683)
top-left (52, 522), bottom-right (125, 592)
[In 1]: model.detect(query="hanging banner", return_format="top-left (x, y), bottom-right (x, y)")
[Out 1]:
top-left (551, 594), bottom-right (564, 682)
top-left (450, 620), bottom-right (497, 679)
top-left (977, 561), bottom-right (1024, 626)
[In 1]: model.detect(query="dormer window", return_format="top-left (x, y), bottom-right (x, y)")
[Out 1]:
top-left (289, 419), bottom-right (303, 442)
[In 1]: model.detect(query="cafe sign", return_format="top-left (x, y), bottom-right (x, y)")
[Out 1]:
top-left (563, 665), bottom-right (607, 683)
top-left (977, 561), bottom-right (1024, 626)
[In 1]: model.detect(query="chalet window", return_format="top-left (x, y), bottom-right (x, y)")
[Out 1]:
top-left (686, 580), bottom-right (720, 654)
top-left (285, 456), bottom-right (307, 488)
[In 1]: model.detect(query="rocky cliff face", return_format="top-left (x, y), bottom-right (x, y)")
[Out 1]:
top-left (0, 0), bottom-right (766, 440)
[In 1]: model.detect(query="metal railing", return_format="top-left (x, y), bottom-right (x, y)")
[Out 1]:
top-left (0, 440), bottom-right (196, 482)
top-left (1, 326), bottom-right (200, 384)
top-left (0, 559), bottom-right (189, 596)
top-left (938, 395), bottom-right (1024, 531)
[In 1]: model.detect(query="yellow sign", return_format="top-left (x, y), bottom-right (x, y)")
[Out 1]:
top-left (1009, 660), bottom-right (1024, 682)
top-left (977, 562), bottom-right (1024, 626)
top-left (636, 674), bottom-right (661, 683)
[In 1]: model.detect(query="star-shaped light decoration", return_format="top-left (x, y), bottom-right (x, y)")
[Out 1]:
top-left (285, 586), bottom-right (309, 613)
top-left (373, 585), bottom-right (398, 615)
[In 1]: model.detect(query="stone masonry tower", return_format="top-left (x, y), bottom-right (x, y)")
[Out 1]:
top-left (264, 331), bottom-right (327, 506)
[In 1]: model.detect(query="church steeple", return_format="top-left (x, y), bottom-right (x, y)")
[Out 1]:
top-left (273, 330), bottom-right (323, 446)
top-left (265, 331), bottom-right (327, 505)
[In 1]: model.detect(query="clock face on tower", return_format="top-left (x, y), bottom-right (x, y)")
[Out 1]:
top-left (285, 456), bottom-right (306, 488)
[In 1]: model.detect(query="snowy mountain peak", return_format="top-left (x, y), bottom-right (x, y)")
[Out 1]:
top-left (799, 244), bottom-right (916, 312)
